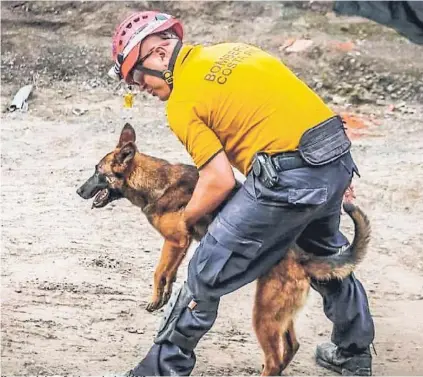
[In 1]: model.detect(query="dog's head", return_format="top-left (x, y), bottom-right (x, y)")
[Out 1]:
top-left (77, 123), bottom-right (138, 208)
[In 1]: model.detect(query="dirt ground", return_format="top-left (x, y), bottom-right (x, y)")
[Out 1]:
top-left (1, 1), bottom-right (423, 376)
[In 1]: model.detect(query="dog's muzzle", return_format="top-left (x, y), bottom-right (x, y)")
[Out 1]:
top-left (76, 171), bottom-right (108, 199)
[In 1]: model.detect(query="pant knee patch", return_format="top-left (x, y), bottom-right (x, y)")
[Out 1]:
top-left (154, 282), bottom-right (218, 351)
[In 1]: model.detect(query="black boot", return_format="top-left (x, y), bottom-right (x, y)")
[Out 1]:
top-left (316, 342), bottom-right (372, 376)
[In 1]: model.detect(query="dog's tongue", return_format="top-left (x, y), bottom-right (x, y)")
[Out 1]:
top-left (92, 189), bottom-right (109, 209)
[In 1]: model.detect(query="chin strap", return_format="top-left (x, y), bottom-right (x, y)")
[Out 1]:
top-left (134, 40), bottom-right (182, 90)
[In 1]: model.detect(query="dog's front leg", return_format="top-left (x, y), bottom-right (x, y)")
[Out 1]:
top-left (146, 240), bottom-right (189, 312)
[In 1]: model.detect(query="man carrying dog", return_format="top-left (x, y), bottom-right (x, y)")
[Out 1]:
top-left (108, 11), bottom-right (375, 376)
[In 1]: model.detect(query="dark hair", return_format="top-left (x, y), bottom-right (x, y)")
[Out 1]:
top-left (154, 30), bottom-right (180, 40)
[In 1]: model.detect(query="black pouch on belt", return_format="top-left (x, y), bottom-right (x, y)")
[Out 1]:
top-left (298, 115), bottom-right (351, 166)
top-left (252, 152), bottom-right (279, 189)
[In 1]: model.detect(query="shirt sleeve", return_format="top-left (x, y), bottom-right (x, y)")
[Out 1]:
top-left (167, 101), bottom-right (223, 169)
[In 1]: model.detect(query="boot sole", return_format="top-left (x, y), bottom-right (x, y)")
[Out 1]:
top-left (315, 356), bottom-right (343, 375)
top-left (316, 356), bottom-right (372, 376)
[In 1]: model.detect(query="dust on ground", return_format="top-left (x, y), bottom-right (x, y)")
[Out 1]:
top-left (1, 1), bottom-right (423, 376)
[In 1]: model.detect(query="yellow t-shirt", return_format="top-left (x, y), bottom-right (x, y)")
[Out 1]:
top-left (166, 43), bottom-right (335, 175)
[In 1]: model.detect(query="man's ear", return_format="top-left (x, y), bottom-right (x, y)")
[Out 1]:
top-left (116, 142), bottom-right (137, 165)
top-left (117, 123), bottom-right (136, 147)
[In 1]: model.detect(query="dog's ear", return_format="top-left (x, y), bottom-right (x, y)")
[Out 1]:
top-left (117, 123), bottom-right (136, 147)
top-left (116, 141), bottom-right (136, 165)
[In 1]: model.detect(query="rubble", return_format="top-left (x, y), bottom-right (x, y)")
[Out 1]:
top-left (309, 54), bottom-right (423, 105)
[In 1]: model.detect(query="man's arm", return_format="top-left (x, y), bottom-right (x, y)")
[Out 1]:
top-left (184, 150), bottom-right (236, 227)
top-left (166, 101), bottom-right (235, 226)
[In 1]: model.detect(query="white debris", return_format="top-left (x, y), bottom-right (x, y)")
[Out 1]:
top-left (8, 84), bottom-right (33, 112)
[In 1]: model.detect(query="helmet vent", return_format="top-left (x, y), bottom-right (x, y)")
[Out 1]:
top-left (127, 22), bottom-right (132, 29)
top-left (134, 17), bottom-right (140, 22)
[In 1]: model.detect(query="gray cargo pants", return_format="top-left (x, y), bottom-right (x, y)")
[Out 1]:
top-left (131, 151), bottom-right (375, 376)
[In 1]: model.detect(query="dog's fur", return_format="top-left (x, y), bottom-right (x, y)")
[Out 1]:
top-left (77, 123), bottom-right (371, 375)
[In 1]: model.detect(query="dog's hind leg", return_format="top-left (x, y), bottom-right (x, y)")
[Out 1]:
top-left (253, 252), bottom-right (309, 376)
top-left (253, 276), bottom-right (284, 376)
top-left (280, 320), bottom-right (300, 372)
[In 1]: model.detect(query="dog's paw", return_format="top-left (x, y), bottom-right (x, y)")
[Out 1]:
top-left (146, 299), bottom-right (162, 312)
top-left (146, 289), bottom-right (172, 313)
top-left (159, 290), bottom-right (172, 307)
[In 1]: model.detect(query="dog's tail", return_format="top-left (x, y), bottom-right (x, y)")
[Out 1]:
top-left (297, 202), bottom-right (371, 280)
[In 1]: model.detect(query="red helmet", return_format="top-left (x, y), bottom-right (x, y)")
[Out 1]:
top-left (109, 11), bottom-right (183, 83)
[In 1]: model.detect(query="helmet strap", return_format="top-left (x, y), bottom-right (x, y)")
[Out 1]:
top-left (134, 39), bottom-right (182, 90)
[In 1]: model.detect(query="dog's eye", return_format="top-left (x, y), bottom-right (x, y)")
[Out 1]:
top-left (95, 164), bottom-right (104, 173)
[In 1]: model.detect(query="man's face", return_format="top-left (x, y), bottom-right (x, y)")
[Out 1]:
top-left (132, 39), bottom-right (172, 101)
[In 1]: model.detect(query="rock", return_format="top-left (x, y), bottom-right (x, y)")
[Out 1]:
top-left (387, 84), bottom-right (396, 93)
top-left (348, 87), bottom-right (373, 104)
top-left (281, 39), bottom-right (314, 53)
top-left (329, 41), bottom-right (355, 52)
top-left (127, 328), bottom-right (144, 334)
top-left (332, 95), bottom-right (346, 105)
top-left (72, 108), bottom-right (87, 116)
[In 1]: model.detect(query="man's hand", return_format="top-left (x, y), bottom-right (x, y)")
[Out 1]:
top-left (343, 184), bottom-right (356, 206)
top-left (184, 151), bottom-right (236, 227)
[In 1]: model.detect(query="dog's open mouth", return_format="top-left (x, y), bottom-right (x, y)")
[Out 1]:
top-left (92, 188), bottom-right (110, 208)
top-left (91, 188), bottom-right (123, 209)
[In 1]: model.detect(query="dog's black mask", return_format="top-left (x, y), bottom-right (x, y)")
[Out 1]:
top-left (77, 169), bottom-right (123, 208)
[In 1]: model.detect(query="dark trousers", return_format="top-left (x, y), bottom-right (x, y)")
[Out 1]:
top-left (132, 152), bottom-right (375, 376)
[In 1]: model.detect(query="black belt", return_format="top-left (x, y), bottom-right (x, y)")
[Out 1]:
top-left (271, 151), bottom-right (308, 172)
top-left (250, 150), bottom-right (307, 189)
top-left (250, 116), bottom-right (351, 189)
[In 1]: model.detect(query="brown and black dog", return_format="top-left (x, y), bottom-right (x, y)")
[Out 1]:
top-left (77, 123), bottom-right (370, 375)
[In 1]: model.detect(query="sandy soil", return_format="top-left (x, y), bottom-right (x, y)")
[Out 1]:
top-left (1, 2), bottom-right (423, 376)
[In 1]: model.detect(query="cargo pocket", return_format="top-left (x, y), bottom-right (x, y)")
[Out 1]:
top-left (196, 217), bottom-right (262, 287)
top-left (252, 172), bottom-right (327, 207)
top-left (288, 187), bottom-right (328, 205)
